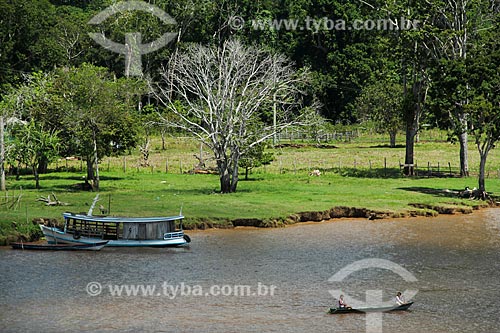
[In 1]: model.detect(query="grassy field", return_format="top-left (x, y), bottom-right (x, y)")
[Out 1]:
top-left (1, 130), bottom-right (499, 244)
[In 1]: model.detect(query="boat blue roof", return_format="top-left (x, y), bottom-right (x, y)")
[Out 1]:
top-left (63, 212), bottom-right (184, 223)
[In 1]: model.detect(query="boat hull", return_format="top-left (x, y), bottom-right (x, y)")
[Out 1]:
top-left (329, 302), bottom-right (414, 314)
top-left (40, 225), bottom-right (187, 247)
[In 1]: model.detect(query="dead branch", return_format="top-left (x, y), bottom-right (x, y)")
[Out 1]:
top-left (37, 192), bottom-right (69, 206)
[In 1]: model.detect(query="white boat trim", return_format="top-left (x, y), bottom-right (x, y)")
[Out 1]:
top-left (62, 212), bottom-right (184, 223)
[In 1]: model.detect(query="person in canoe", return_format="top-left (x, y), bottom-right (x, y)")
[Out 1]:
top-left (338, 294), bottom-right (350, 309)
top-left (395, 292), bottom-right (406, 305)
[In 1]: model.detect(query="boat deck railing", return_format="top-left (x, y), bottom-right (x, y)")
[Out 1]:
top-left (163, 231), bottom-right (184, 240)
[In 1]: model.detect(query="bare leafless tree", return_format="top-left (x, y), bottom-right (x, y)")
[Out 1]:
top-left (150, 39), bottom-right (312, 193)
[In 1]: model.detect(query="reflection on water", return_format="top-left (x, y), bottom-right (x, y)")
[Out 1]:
top-left (1, 209), bottom-right (499, 332)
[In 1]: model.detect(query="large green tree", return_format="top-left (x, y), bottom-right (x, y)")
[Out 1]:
top-left (465, 16), bottom-right (500, 194)
top-left (9, 120), bottom-right (59, 189)
top-left (356, 79), bottom-right (403, 147)
top-left (54, 64), bottom-right (143, 191)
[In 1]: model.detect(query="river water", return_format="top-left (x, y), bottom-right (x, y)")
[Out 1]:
top-left (1, 209), bottom-right (499, 333)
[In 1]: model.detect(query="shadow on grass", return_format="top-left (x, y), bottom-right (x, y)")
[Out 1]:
top-left (365, 144), bottom-right (406, 149)
top-left (40, 174), bottom-right (125, 182)
top-left (328, 167), bottom-right (403, 179)
top-left (397, 187), bottom-right (460, 198)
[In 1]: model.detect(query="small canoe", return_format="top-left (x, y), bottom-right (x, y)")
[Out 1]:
top-left (11, 241), bottom-right (109, 251)
top-left (329, 302), bottom-right (414, 314)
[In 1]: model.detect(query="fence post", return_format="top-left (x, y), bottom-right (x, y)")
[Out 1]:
top-left (165, 159), bottom-right (169, 173)
top-left (449, 162), bottom-right (452, 176)
top-left (384, 157), bottom-right (387, 177)
top-left (123, 156), bottom-right (127, 173)
top-left (428, 161), bottom-right (431, 177)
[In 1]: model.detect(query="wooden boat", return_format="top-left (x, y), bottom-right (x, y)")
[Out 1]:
top-left (328, 302), bottom-right (414, 314)
top-left (11, 240), bottom-right (108, 251)
top-left (40, 211), bottom-right (191, 248)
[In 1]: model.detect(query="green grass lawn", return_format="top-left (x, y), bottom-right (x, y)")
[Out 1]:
top-left (1, 132), bottom-right (499, 244)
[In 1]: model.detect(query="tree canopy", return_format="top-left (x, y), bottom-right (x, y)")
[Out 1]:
top-left (0, 0), bottom-right (499, 193)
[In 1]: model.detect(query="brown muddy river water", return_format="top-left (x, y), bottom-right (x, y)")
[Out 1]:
top-left (1, 209), bottom-right (500, 332)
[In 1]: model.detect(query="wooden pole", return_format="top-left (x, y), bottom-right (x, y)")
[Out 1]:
top-left (0, 115), bottom-right (5, 191)
top-left (384, 157), bottom-right (387, 177)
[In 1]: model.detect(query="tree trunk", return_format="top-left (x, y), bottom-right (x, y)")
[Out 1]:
top-left (15, 162), bottom-right (20, 181)
top-left (217, 156), bottom-right (239, 193)
top-left (33, 165), bottom-right (40, 189)
top-left (457, 107), bottom-right (469, 177)
top-left (230, 159), bottom-right (239, 193)
top-left (0, 116), bottom-right (5, 191)
top-left (389, 131), bottom-right (397, 148)
top-left (458, 130), bottom-right (469, 177)
top-left (404, 129), bottom-right (416, 176)
top-left (478, 151), bottom-right (488, 193)
top-left (219, 167), bottom-right (231, 193)
top-left (245, 167), bottom-right (249, 180)
top-left (37, 156), bottom-right (49, 174)
top-left (92, 129), bottom-right (100, 191)
top-left (161, 129), bottom-right (166, 150)
top-left (86, 158), bottom-right (94, 187)
top-left (403, 75), bottom-right (427, 176)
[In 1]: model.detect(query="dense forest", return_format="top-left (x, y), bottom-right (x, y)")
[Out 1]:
top-left (0, 0), bottom-right (499, 193)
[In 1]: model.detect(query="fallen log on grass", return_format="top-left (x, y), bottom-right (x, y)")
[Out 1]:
top-left (37, 192), bottom-right (69, 206)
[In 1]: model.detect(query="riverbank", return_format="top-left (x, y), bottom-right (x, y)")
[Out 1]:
top-left (1, 135), bottom-right (500, 244)
top-left (183, 200), bottom-right (498, 230)
top-left (1, 170), bottom-right (498, 245)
